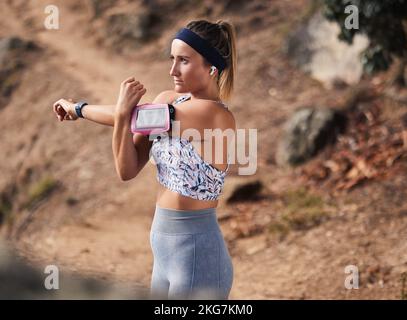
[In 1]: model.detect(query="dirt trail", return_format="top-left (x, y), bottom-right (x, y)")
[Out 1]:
top-left (2, 0), bottom-right (165, 294)
top-left (2, 0), bottom-right (406, 300)
top-left (1, 0), bottom-right (245, 298)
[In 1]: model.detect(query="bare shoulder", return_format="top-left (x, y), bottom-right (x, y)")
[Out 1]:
top-left (178, 99), bottom-right (235, 132)
top-left (201, 101), bottom-right (236, 131)
top-left (152, 90), bottom-right (182, 104)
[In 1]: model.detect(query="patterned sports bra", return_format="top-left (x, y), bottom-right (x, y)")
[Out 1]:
top-left (150, 93), bottom-right (229, 201)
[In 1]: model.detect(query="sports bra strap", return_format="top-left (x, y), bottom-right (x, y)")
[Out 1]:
top-left (172, 94), bottom-right (192, 105)
top-left (173, 94), bottom-right (227, 108)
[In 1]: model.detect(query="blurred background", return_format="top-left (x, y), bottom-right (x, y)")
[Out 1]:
top-left (0, 0), bottom-right (406, 299)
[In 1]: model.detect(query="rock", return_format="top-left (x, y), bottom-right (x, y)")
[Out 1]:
top-left (276, 107), bottom-right (347, 166)
top-left (0, 37), bottom-right (39, 109)
top-left (223, 0), bottom-right (248, 11)
top-left (87, 0), bottom-right (116, 19)
top-left (284, 11), bottom-right (369, 88)
top-left (104, 11), bottom-right (160, 52)
top-left (226, 180), bottom-right (264, 203)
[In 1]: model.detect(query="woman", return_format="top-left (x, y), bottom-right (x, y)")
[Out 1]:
top-left (52, 19), bottom-right (237, 300)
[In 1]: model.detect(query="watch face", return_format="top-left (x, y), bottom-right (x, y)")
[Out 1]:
top-left (136, 108), bottom-right (166, 128)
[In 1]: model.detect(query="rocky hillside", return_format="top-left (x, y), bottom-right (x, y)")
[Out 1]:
top-left (0, 0), bottom-right (406, 299)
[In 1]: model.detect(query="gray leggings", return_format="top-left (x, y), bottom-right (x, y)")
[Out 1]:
top-left (149, 204), bottom-right (234, 300)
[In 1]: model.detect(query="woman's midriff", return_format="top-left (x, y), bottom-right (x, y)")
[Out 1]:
top-left (156, 185), bottom-right (219, 210)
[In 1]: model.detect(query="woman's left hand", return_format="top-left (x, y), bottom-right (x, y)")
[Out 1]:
top-left (115, 76), bottom-right (147, 117)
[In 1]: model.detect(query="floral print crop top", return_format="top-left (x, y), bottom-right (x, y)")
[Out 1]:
top-left (150, 94), bottom-right (229, 201)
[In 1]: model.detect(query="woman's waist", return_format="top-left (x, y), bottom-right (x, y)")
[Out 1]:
top-left (156, 184), bottom-right (219, 210)
top-left (151, 203), bottom-right (221, 234)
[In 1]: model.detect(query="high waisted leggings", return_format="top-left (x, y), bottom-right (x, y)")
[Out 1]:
top-left (149, 204), bottom-right (234, 300)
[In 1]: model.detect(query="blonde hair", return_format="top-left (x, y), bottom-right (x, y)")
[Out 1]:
top-left (185, 19), bottom-right (237, 102)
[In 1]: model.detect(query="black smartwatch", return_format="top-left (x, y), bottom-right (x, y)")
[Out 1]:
top-left (75, 101), bottom-right (88, 118)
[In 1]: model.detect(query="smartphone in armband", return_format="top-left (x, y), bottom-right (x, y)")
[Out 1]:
top-left (130, 103), bottom-right (175, 140)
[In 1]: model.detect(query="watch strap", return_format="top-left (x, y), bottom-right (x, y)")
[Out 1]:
top-left (75, 101), bottom-right (88, 118)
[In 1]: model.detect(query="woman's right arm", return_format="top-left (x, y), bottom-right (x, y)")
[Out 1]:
top-left (81, 104), bottom-right (115, 126)
top-left (52, 98), bottom-right (115, 126)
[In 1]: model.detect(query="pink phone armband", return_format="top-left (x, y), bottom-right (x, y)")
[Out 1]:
top-left (130, 103), bottom-right (175, 137)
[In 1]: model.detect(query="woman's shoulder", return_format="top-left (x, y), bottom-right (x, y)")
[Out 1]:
top-left (154, 91), bottom-right (235, 129)
top-left (195, 99), bottom-right (234, 124)
top-left (153, 90), bottom-right (184, 104)
top-left (185, 99), bottom-right (235, 134)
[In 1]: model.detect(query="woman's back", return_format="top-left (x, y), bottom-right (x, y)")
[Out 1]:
top-left (152, 91), bottom-right (232, 210)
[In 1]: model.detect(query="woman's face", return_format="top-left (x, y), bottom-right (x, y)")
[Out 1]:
top-left (169, 39), bottom-right (211, 93)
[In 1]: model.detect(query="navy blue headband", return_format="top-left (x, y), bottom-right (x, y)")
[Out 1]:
top-left (174, 28), bottom-right (227, 73)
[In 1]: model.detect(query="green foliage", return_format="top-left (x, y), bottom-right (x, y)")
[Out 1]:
top-left (24, 176), bottom-right (58, 210)
top-left (0, 184), bottom-right (18, 226)
top-left (0, 194), bottom-right (12, 225)
top-left (281, 187), bottom-right (327, 230)
top-left (322, 0), bottom-right (407, 74)
top-left (268, 188), bottom-right (329, 239)
top-left (402, 272), bottom-right (407, 300)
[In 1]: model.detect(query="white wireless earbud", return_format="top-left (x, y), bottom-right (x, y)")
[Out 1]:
top-left (210, 66), bottom-right (216, 76)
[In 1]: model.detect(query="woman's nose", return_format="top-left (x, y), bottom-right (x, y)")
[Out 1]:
top-left (169, 63), bottom-right (179, 77)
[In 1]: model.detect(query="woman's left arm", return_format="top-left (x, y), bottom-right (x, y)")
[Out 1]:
top-left (112, 77), bottom-right (147, 181)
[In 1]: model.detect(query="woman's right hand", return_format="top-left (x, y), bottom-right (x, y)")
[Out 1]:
top-left (52, 98), bottom-right (78, 121)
